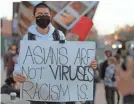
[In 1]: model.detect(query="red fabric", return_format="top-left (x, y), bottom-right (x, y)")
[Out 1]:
top-left (70, 16), bottom-right (93, 41)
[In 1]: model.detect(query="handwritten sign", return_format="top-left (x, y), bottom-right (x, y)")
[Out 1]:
top-left (19, 41), bottom-right (96, 102)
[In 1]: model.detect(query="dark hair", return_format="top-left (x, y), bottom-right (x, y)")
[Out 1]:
top-left (33, 3), bottom-right (50, 16)
top-left (8, 47), bottom-right (12, 51)
top-left (5, 77), bottom-right (16, 86)
top-left (117, 48), bottom-right (121, 55)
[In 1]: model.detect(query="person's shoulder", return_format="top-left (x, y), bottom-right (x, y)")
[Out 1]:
top-left (22, 33), bottom-right (28, 40)
top-left (106, 66), bottom-right (111, 70)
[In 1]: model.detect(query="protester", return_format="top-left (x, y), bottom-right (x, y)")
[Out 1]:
top-left (1, 76), bottom-right (20, 98)
top-left (13, 3), bottom-right (97, 104)
top-left (104, 57), bottom-right (117, 104)
top-left (4, 46), bottom-right (16, 77)
top-left (101, 50), bottom-right (112, 80)
top-left (127, 45), bottom-right (134, 59)
top-left (116, 56), bottom-right (134, 104)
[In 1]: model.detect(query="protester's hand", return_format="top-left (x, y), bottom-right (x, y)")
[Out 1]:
top-left (116, 56), bottom-right (134, 96)
top-left (13, 73), bottom-right (27, 83)
top-left (90, 60), bottom-right (97, 70)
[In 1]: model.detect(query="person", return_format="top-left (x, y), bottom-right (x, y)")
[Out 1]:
top-left (1, 76), bottom-right (20, 98)
top-left (104, 57), bottom-right (117, 104)
top-left (13, 3), bottom-right (97, 104)
top-left (116, 56), bottom-right (134, 104)
top-left (101, 50), bottom-right (112, 80)
top-left (127, 45), bottom-right (134, 59)
top-left (4, 46), bottom-right (16, 77)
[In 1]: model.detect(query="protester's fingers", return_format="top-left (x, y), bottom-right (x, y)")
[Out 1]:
top-left (14, 74), bottom-right (26, 83)
top-left (14, 75), bottom-right (25, 80)
top-left (14, 77), bottom-right (26, 83)
top-left (16, 73), bottom-right (27, 79)
top-left (91, 66), bottom-right (97, 70)
top-left (14, 77), bottom-right (25, 83)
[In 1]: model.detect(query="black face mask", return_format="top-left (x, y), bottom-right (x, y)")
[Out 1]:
top-left (36, 15), bottom-right (50, 29)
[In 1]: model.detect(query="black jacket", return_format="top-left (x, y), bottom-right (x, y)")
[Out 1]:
top-left (1, 84), bottom-right (20, 98)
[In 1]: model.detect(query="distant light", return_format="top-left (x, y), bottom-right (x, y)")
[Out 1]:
top-left (131, 44), bottom-right (134, 48)
top-left (127, 27), bottom-right (131, 32)
top-left (104, 41), bottom-right (109, 45)
top-left (6, 16), bottom-right (12, 20)
top-left (112, 44), bottom-right (117, 49)
top-left (118, 44), bottom-right (122, 48)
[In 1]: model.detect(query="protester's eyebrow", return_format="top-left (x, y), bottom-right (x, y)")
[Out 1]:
top-left (37, 12), bottom-right (49, 15)
top-left (44, 13), bottom-right (49, 15)
top-left (37, 12), bottom-right (43, 14)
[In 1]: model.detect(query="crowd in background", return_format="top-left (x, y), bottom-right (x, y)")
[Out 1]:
top-left (99, 44), bottom-right (134, 104)
top-left (1, 45), bottom-right (20, 97)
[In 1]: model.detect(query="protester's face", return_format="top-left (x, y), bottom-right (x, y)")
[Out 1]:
top-left (33, 7), bottom-right (51, 29)
top-left (34, 7), bottom-right (50, 18)
top-left (106, 52), bottom-right (112, 58)
top-left (8, 49), bottom-right (12, 54)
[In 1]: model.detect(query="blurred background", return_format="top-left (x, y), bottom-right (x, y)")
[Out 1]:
top-left (0, 1), bottom-right (134, 104)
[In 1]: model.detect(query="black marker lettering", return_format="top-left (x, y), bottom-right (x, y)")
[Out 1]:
top-left (46, 47), bottom-right (53, 64)
top-left (33, 46), bottom-right (44, 64)
top-left (29, 68), bottom-right (36, 79)
top-left (60, 84), bottom-right (70, 101)
top-left (39, 83), bottom-right (49, 100)
top-left (74, 48), bottom-right (81, 65)
top-left (22, 81), bottom-right (34, 99)
top-left (23, 46), bottom-right (34, 64)
top-left (69, 66), bottom-right (77, 80)
top-left (49, 65), bottom-right (60, 80)
top-left (59, 47), bottom-right (68, 65)
top-left (33, 83), bottom-right (40, 99)
top-left (81, 48), bottom-right (87, 65)
top-left (51, 85), bottom-right (60, 101)
top-left (80, 84), bottom-right (87, 99)
top-left (21, 66), bottom-right (29, 78)
top-left (62, 66), bottom-right (69, 80)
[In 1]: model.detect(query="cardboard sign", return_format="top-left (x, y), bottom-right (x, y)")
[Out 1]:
top-left (19, 41), bottom-right (96, 102)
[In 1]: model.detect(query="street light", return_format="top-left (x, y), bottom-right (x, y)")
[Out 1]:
top-left (131, 44), bottom-right (134, 48)
top-left (118, 44), bottom-right (122, 48)
top-left (104, 41), bottom-right (109, 46)
top-left (112, 44), bottom-right (117, 49)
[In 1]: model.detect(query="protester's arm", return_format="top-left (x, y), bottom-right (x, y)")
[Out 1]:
top-left (90, 60), bottom-right (97, 70)
top-left (116, 56), bottom-right (134, 96)
top-left (13, 35), bottom-right (28, 83)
